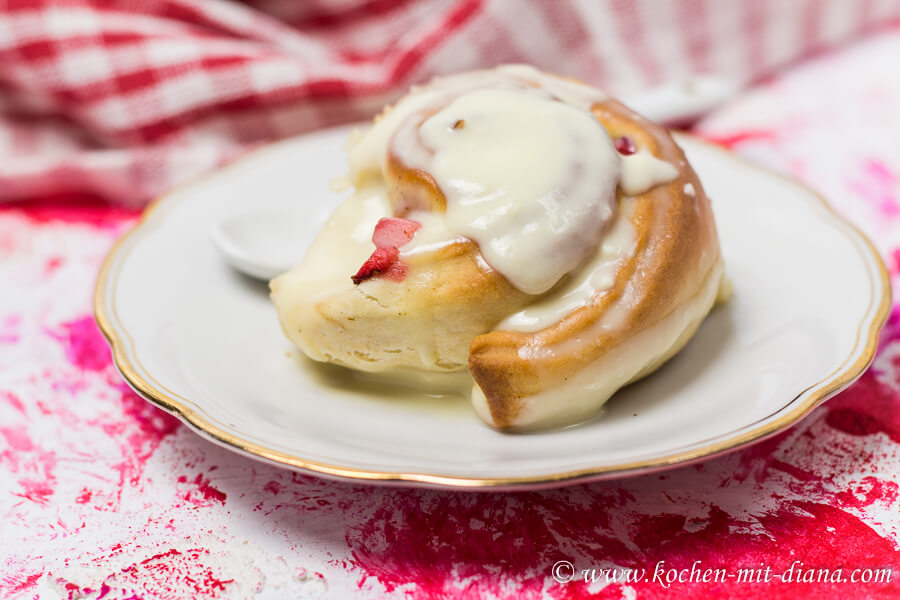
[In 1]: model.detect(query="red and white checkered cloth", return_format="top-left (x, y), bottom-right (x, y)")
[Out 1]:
top-left (1, 0), bottom-right (898, 205)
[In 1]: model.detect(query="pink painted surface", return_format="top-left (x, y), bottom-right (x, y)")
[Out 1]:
top-left (2, 31), bottom-right (900, 600)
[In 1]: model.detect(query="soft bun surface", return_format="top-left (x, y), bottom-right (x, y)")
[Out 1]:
top-left (270, 66), bottom-right (725, 429)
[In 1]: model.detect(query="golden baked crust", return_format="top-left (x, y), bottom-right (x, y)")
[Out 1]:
top-left (269, 216), bottom-right (535, 372)
top-left (468, 100), bottom-right (722, 427)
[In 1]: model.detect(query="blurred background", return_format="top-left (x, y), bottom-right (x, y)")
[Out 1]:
top-left (1, 0), bottom-right (899, 204)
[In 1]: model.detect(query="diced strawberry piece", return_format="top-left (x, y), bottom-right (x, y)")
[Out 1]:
top-left (351, 246), bottom-right (399, 284)
top-left (372, 218), bottom-right (421, 247)
top-left (351, 218), bottom-right (421, 285)
top-left (614, 136), bottom-right (637, 155)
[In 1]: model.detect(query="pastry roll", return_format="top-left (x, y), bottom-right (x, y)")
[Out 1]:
top-left (270, 65), bottom-right (725, 430)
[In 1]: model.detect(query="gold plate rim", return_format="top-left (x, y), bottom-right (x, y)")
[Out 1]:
top-left (93, 133), bottom-right (893, 490)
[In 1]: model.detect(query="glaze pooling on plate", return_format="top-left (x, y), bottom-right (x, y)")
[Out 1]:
top-left (94, 131), bottom-right (890, 488)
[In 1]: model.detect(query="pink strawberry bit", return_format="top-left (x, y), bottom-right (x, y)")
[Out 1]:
top-left (614, 136), bottom-right (637, 155)
top-left (351, 247), bottom-right (399, 285)
top-left (371, 217), bottom-right (421, 247)
top-left (351, 218), bottom-right (421, 285)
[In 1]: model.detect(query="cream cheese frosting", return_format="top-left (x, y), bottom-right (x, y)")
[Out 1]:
top-left (410, 88), bottom-right (620, 294)
top-left (497, 199), bottom-right (637, 332)
top-left (346, 64), bottom-right (676, 295)
top-left (347, 64), bottom-right (608, 181)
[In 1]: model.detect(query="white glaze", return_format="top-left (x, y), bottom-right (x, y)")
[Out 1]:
top-left (410, 88), bottom-right (620, 294)
top-left (684, 182), bottom-right (696, 196)
top-left (498, 200), bottom-right (636, 332)
top-left (619, 148), bottom-right (680, 196)
top-left (399, 209), bottom-right (462, 257)
top-left (347, 64), bottom-right (607, 184)
top-left (345, 65), bottom-right (677, 294)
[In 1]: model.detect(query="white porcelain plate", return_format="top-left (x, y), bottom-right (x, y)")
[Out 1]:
top-left (95, 129), bottom-right (891, 490)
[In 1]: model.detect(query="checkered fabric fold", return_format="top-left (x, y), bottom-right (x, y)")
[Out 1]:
top-left (1, 0), bottom-right (897, 204)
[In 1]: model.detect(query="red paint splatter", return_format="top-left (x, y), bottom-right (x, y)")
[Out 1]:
top-left (3, 571), bottom-right (44, 595)
top-left (118, 386), bottom-right (180, 444)
top-left (0, 314), bottom-right (21, 344)
top-left (0, 426), bottom-right (57, 505)
top-left (848, 159), bottom-right (900, 218)
top-left (890, 248), bottom-right (900, 276)
top-left (196, 477), bottom-right (227, 504)
top-left (0, 195), bottom-right (140, 227)
top-left (75, 488), bottom-right (93, 504)
top-left (825, 369), bottom-right (900, 445)
top-left (55, 548), bottom-right (234, 600)
top-left (878, 305), bottom-right (900, 354)
top-left (835, 477), bottom-right (899, 509)
top-left (263, 480), bottom-right (283, 495)
top-left (700, 129), bottom-right (777, 149)
top-left (16, 479), bottom-right (56, 505)
top-left (47, 316), bottom-right (186, 508)
top-left (0, 427), bottom-right (34, 452)
top-left (345, 482), bottom-right (900, 599)
top-left (52, 316), bottom-right (111, 372)
top-left (100, 386), bottom-right (181, 500)
top-left (0, 391), bottom-right (25, 414)
top-left (769, 459), bottom-right (817, 483)
top-left (44, 256), bottom-right (64, 275)
top-left (823, 303), bottom-right (900, 445)
top-left (177, 473), bottom-right (227, 505)
top-left (64, 581), bottom-right (87, 600)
